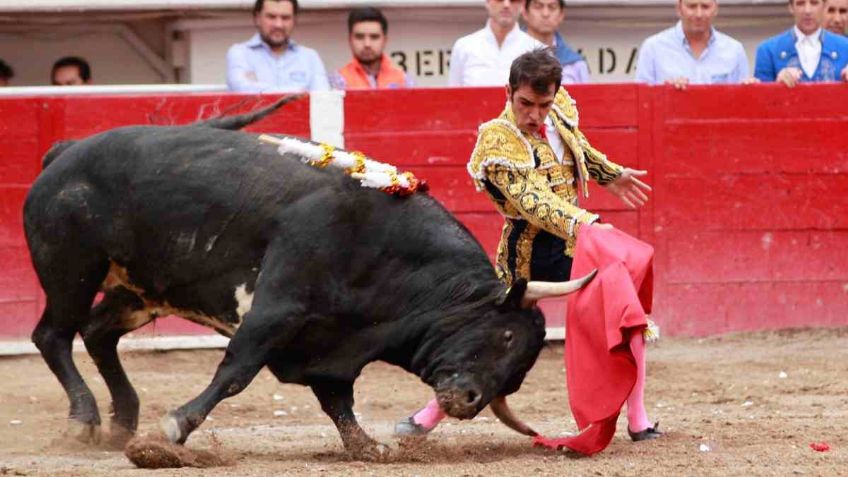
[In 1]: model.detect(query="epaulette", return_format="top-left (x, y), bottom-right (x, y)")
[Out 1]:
top-left (551, 87), bottom-right (579, 129)
top-left (466, 119), bottom-right (536, 191)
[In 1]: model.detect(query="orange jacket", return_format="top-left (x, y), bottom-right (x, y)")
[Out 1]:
top-left (336, 55), bottom-right (410, 89)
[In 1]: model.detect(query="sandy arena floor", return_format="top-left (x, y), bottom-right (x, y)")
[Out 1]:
top-left (0, 328), bottom-right (846, 476)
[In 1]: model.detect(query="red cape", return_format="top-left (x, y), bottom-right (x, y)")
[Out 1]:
top-left (533, 226), bottom-right (654, 456)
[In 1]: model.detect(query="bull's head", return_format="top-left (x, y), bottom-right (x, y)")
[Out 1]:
top-left (418, 270), bottom-right (597, 436)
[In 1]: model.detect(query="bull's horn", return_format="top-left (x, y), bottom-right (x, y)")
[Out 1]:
top-left (490, 396), bottom-right (538, 437)
top-left (521, 268), bottom-right (598, 308)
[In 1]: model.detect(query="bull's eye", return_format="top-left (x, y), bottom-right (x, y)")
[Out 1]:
top-left (504, 330), bottom-right (514, 346)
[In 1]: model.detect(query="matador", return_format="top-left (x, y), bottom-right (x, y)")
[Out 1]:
top-left (396, 49), bottom-right (660, 443)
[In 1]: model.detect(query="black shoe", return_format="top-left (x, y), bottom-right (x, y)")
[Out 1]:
top-left (628, 421), bottom-right (662, 442)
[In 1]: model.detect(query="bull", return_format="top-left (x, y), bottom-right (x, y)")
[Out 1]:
top-left (22, 98), bottom-right (594, 460)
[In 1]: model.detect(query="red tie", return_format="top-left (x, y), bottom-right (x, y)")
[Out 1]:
top-left (538, 124), bottom-right (547, 140)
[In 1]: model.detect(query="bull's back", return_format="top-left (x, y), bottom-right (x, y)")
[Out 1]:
top-left (24, 126), bottom-right (349, 327)
top-left (28, 126), bottom-right (336, 252)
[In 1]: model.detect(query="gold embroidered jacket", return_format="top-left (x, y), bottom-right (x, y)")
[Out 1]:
top-left (466, 87), bottom-right (623, 285)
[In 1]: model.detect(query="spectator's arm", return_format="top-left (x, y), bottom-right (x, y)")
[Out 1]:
top-left (226, 45), bottom-right (269, 93)
top-left (309, 52), bottom-right (330, 92)
top-left (448, 40), bottom-right (465, 86)
top-left (634, 40), bottom-right (655, 84)
top-left (562, 60), bottom-right (591, 84)
top-left (753, 43), bottom-right (775, 82)
top-left (328, 71), bottom-right (346, 90)
top-left (734, 43), bottom-right (751, 83)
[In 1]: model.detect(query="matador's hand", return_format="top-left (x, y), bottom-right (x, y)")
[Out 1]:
top-left (603, 168), bottom-right (652, 209)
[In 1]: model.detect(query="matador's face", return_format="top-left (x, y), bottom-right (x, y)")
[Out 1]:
top-left (507, 83), bottom-right (557, 135)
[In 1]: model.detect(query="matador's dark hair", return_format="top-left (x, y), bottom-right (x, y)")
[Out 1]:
top-left (508, 48), bottom-right (562, 96)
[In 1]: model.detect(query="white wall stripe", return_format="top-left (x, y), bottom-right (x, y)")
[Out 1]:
top-left (309, 90), bottom-right (345, 149)
top-left (0, 335), bottom-right (230, 356)
top-left (0, 328), bottom-right (564, 355)
top-left (545, 327), bottom-right (565, 341)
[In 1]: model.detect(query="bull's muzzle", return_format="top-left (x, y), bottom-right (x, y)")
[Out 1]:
top-left (435, 379), bottom-right (484, 419)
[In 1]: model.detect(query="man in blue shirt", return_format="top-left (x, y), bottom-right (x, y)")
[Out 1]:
top-left (635, 0), bottom-right (749, 88)
top-left (755, 0), bottom-right (848, 86)
top-left (227, 0), bottom-right (329, 92)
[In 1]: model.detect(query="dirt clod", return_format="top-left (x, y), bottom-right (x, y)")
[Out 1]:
top-left (125, 434), bottom-right (233, 468)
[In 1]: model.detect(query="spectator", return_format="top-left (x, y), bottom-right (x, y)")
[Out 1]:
top-left (448, 0), bottom-right (543, 86)
top-left (522, 0), bottom-right (590, 83)
top-left (635, 0), bottom-right (749, 88)
top-left (51, 56), bottom-right (92, 86)
top-left (227, 0), bottom-right (329, 92)
top-left (330, 7), bottom-right (412, 89)
top-left (754, 0), bottom-right (848, 86)
top-left (0, 59), bottom-right (13, 86)
top-left (824, 0), bottom-right (848, 35)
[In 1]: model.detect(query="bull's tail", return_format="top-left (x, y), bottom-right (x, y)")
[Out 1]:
top-left (193, 94), bottom-right (305, 131)
top-left (41, 140), bottom-right (78, 169)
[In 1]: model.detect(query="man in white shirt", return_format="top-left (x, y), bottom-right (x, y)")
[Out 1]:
top-left (449, 0), bottom-right (543, 86)
top-left (754, 0), bottom-right (848, 86)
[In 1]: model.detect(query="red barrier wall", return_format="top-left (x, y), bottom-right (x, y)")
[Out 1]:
top-left (0, 94), bottom-right (311, 338)
top-left (1, 85), bottom-right (846, 339)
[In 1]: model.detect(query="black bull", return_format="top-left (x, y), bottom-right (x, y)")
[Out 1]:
top-left (22, 100), bottom-right (593, 459)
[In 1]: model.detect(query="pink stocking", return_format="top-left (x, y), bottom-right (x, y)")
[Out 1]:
top-left (626, 332), bottom-right (652, 432)
top-left (412, 398), bottom-right (446, 430)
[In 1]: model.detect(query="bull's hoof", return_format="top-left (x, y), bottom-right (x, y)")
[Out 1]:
top-left (349, 442), bottom-right (392, 462)
top-left (159, 411), bottom-right (187, 445)
top-left (107, 423), bottom-right (135, 449)
top-left (66, 419), bottom-right (102, 445)
top-left (394, 416), bottom-right (432, 438)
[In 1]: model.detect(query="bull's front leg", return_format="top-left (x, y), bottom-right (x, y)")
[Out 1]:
top-left (160, 307), bottom-right (306, 444)
top-left (311, 381), bottom-right (390, 462)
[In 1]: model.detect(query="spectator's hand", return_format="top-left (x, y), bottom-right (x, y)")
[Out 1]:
top-left (592, 222), bottom-right (614, 230)
top-left (664, 77), bottom-right (689, 90)
top-left (245, 71), bottom-right (259, 83)
top-left (742, 77), bottom-right (761, 85)
top-left (603, 168), bottom-right (652, 209)
top-left (776, 67), bottom-right (803, 87)
top-left (841, 66), bottom-right (848, 82)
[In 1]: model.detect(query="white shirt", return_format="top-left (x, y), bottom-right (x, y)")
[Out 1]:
top-left (449, 22), bottom-right (544, 86)
top-left (794, 26), bottom-right (822, 78)
top-left (544, 116), bottom-right (566, 164)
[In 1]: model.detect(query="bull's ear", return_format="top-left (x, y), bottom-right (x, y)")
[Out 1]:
top-left (498, 279), bottom-right (528, 309)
